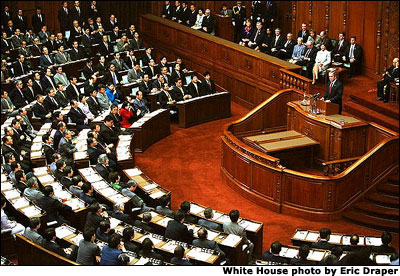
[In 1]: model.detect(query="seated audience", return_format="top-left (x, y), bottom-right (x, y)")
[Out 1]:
top-left (377, 58), bottom-right (399, 103)
top-left (165, 210), bottom-right (193, 244)
top-left (341, 234), bottom-right (361, 252)
top-left (170, 245), bottom-right (192, 265)
top-left (76, 226), bottom-right (101, 265)
top-left (122, 227), bottom-right (140, 253)
top-left (100, 233), bottom-right (124, 265)
top-left (193, 227), bottom-right (226, 259)
top-left (42, 227), bottom-right (77, 260)
top-left (311, 228), bottom-right (335, 250)
top-left (23, 217), bottom-right (43, 244)
top-left (262, 241), bottom-right (288, 264)
top-left (37, 185), bottom-right (72, 227)
top-left (372, 231), bottom-right (397, 253)
top-left (155, 194), bottom-right (175, 217)
top-left (342, 36), bottom-right (362, 78)
top-left (198, 207), bottom-right (222, 231)
top-left (290, 244), bottom-right (316, 265)
top-left (139, 237), bottom-right (164, 263)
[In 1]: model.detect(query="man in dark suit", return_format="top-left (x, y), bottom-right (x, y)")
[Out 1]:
top-left (109, 26), bottom-right (121, 42)
top-left (82, 59), bottom-right (95, 80)
top-left (262, 241), bottom-right (288, 264)
top-left (158, 83), bottom-right (177, 109)
top-left (187, 75), bottom-right (201, 98)
top-left (275, 33), bottom-right (295, 60)
top-left (95, 56), bottom-right (108, 76)
top-left (87, 90), bottom-right (101, 117)
top-left (42, 228), bottom-right (77, 260)
top-left (310, 228), bottom-right (336, 250)
top-left (95, 154), bottom-right (112, 180)
top-left (142, 47), bottom-right (153, 67)
top-left (45, 34), bottom-right (58, 53)
top-left (69, 41), bottom-right (85, 61)
top-left (32, 7), bottom-right (45, 34)
top-left (43, 89), bottom-right (60, 113)
top-left (161, 1), bottom-right (173, 20)
top-left (322, 71), bottom-right (344, 114)
top-left (170, 245), bottom-right (192, 265)
top-left (37, 185), bottom-right (72, 227)
top-left (54, 84), bottom-right (69, 108)
top-left (264, 1), bottom-right (277, 30)
top-left (295, 42), bottom-right (318, 79)
top-left (1, 6), bottom-right (12, 29)
top-left (290, 244), bottom-right (316, 265)
top-left (39, 47), bottom-right (56, 70)
top-left (145, 59), bottom-right (158, 79)
top-left (70, 1), bottom-right (84, 26)
top-left (14, 9), bottom-right (27, 33)
top-left (65, 76), bottom-right (81, 101)
top-left (87, 137), bottom-right (107, 166)
top-left (42, 134), bottom-right (55, 164)
top-left (32, 72), bottom-right (44, 95)
top-left (372, 231), bottom-right (397, 254)
top-left (13, 55), bottom-right (30, 77)
top-left (130, 32), bottom-right (144, 50)
top-left (124, 50), bottom-right (136, 70)
top-left (81, 28), bottom-right (92, 56)
top-left (377, 58), bottom-right (399, 103)
top-left (269, 28), bottom-right (285, 56)
top-left (104, 14), bottom-right (118, 32)
top-left (58, 1), bottom-right (71, 33)
top-left (172, 78), bottom-right (189, 102)
top-left (332, 33), bottom-right (349, 63)
top-left (193, 228), bottom-right (226, 258)
top-left (9, 80), bottom-right (28, 108)
top-left (32, 95), bottom-right (52, 123)
top-left (343, 36), bottom-right (362, 78)
top-left (165, 210), bottom-right (194, 244)
top-left (232, 1), bottom-right (246, 43)
top-left (187, 4), bottom-right (197, 27)
top-left (104, 64), bottom-right (122, 86)
top-left (201, 9), bottom-right (215, 34)
top-left (200, 72), bottom-right (216, 96)
top-left (319, 31), bottom-right (333, 51)
top-left (68, 99), bottom-right (90, 131)
top-left (23, 79), bottom-right (36, 103)
top-left (246, 21), bottom-right (265, 50)
top-left (41, 68), bottom-right (57, 92)
top-left (99, 115), bottom-right (120, 145)
top-left (30, 38), bottom-right (42, 56)
top-left (98, 35), bottom-right (112, 57)
top-left (341, 234), bottom-right (362, 252)
top-left (297, 23), bottom-right (309, 43)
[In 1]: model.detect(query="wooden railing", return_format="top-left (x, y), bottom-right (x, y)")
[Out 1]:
top-left (280, 68), bottom-right (311, 94)
top-left (322, 156), bottom-right (361, 176)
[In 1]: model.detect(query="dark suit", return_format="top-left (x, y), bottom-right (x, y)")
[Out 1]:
top-left (95, 62), bottom-right (108, 76)
top-left (232, 5), bottom-right (247, 43)
top-left (22, 86), bottom-right (36, 103)
top-left (270, 35), bottom-right (285, 54)
top-left (68, 107), bottom-right (89, 131)
top-left (247, 28), bottom-right (265, 49)
top-left (187, 82), bottom-right (201, 98)
top-left (87, 96), bottom-right (101, 117)
top-left (109, 31), bottom-right (121, 43)
top-left (145, 65), bottom-right (158, 79)
top-left (88, 145), bottom-right (106, 166)
top-left (200, 79), bottom-right (216, 96)
top-left (85, 212), bottom-right (108, 230)
top-left (99, 123), bottom-right (119, 145)
top-left (82, 65), bottom-right (95, 80)
top-left (39, 54), bottom-right (55, 69)
top-left (297, 30), bottom-right (310, 44)
top-left (43, 144), bottom-right (55, 164)
top-left (54, 90), bottom-right (69, 108)
top-left (162, 4), bottom-right (173, 20)
top-left (172, 86), bottom-right (188, 102)
top-left (69, 47), bottom-right (84, 61)
top-left (43, 96), bottom-right (60, 113)
top-left (32, 80), bottom-right (44, 95)
top-left (158, 89), bottom-right (176, 108)
top-left (275, 39), bottom-right (296, 60)
top-left (344, 43), bottom-right (362, 77)
top-left (193, 238), bottom-right (225, 258)
top-left (130, 38), bottom-right (143, 50)
top-left (65, 84), bottom-right (80, 101)
top-left (14, 15), bottom-right (27, 33)
top-left (377, 66), bottom-right (399, 102)
top-left (323, 79), bottom-right (343, 114)
top-left (30, 44), bottom-right (42, 57)
top-left (165, 220), bottom-right (193, 244)
top-left (45, 40), bottom-right (58, 53)
top-left (295, 46), bottom-right (318, 79)
top-left (32, 102), bottom-right (51, 123)
top-left (104, 20), bottom-right (118, 32)
top-left (70, 6), bottom-right (84, 25)
top-left (41, 240), bottom-right (77, 260)
top-left (41, 76), bottom-right (57, 93)
top-left (104, 71), bottom-right (121, 86)
top-left (37, 195), bottom-right (72, 226)
top-left (9, 88), bottom-right (28, 108)
top-left (32, 13), bottom-right (45, 34)
top-left (95, 163), bottom-right (110, 180)
top-left (320, 36), bottom-right (333, 51)
top-left (262, 251), bottom-right (288, 264)
top-left (332, 40), bottom-right (349, 62)
top-left (201, 15), bottom-right (215, 34)
top-left (310, 240), bottom-right (336, 251)
top-left (141, 53), bottom-right (153, 67)
top-left (187, 10), bottom-right (197, 27)
top-left (58, 8), bottom-right (70, 32)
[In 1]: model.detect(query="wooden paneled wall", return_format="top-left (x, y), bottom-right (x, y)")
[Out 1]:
top-left (291, 1), bottom-right (399, 77)
top-left (2, 1), bottom-right (152, 33)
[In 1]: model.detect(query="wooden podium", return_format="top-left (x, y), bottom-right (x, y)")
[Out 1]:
top-left (309, 98), bottom-right (339, 115)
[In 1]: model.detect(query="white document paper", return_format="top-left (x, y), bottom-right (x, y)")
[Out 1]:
top-left (161, 241), bottom-right (177, 253)
top-left (142, 183), bottom-right (158, 191)
top-left (38, 175), bottom-right (55, 184)
top-left (87, 174), bottom-right (102, 182)
top-left (305, 232), bottom-right (319, 242)
top-left (293, 230), bottom-right (308, 240)
top-left (70, 233), bottom-right (84, 245)
top-left (375, 254), bottom-right (391, 264)
top-left (55, 226), bottom-right (75, 239)
top-left (134, 257), bottom-right (150, 265)
top-left (74, 151), bottom-right (87, 160)
top-left (3, 189), bottom-right (21, 199)
top-left (214, 214), bottom-right (232, 224)
top-left (1, 182), bottom-right (13, 191)
top-left (11, 197), bottom-right (30, 209)
top-left (91, 181), bottom-right (110, 190)
top-left (239, 219), bottom-right (261, 232)
top-left (149, 191), bottom-right (165, 199)
top-left (108, 194), bottom-right (130, 204)
top-left (308, 250), bottom-right (326, 261)
top-left (138, 234), bottom-right (162, 246)
top-left (189, 203), bottom-right (205, 215)
top-left (65, 198), bottom-right (85, 210)
top-left (34, 167), bottom-right (48, 176)
top-left (124, 168), bottom-right (142, 177)
top-left (365, 237), bottom-right (382, 246)
top-left (31, 151), bottom-right (43, 159)
top-left (342, 236), bottom-right (351, 245)
top-left (31, 143), bottom-right (42, 151)
top-left (329, 234), bottom-right (342, 244)
top-left (109, 217), bottom-right (122, 229)
top-left (207, 230), bottom-right (220, 241)
top-left (284, 248), bottom-right (299, 259)
top-left (99, 187), bottom-right (118, 197)
top-left (157, 217), bottom-right (173, 227)
top-left (186, 248), bottom-right (212, 262)
top-left (220, 234), bottom-right (242, 247)
top-left (22, 205), bottom-right (41, 217)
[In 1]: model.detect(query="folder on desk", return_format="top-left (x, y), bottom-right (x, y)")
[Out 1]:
top-left (220, 234), bottom-right (241, 247)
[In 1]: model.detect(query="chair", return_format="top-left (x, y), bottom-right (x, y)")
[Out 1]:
top-left (1, 229), bottom-right (16, 258)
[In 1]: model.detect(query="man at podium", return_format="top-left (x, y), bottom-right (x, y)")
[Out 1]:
top-left (321, 71), bottom-right (343, 114)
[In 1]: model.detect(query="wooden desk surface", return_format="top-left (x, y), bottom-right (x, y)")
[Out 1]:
top-left (245, 130), bottom-right (300, 142)
top-left (258, 136), bottom-right (319, 153)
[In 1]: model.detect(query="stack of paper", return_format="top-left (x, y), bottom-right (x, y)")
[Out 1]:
top-left (31, 151), bottom-right (43, 159)
top-left (65, 198), bottom-right (85, 210)
top-left (283, 248), bottom-right (298, 259)
top-left (1, 182), bottom-right (13, 191)
top-left (134, 257), bottom-right (150, 265)
top-left (124, 168), bottom-right (142, 177)
top-left (22, 205), bottom-right (41, 217)
top-left (70, 234), bottom-right (84, 245)
top-left (149, 190), bottom-right (165, 199)
top-left (239, 220), bottom-right (261, 232)
top-left (3, 189), bottom-right (21, 199)
top-left (109, 217), bottom-right (122, 229)
top-left (142, 183), bottom-right (158, 191)
top-left (99, 187), bottom-right (118, 197)
top-left (55, 226), bottom-right (75, 239)
top-left (293, 230), bottom-right (308, 240)
top-left (190, 203), bottom-right (205, 215)
top-left (207, 231), bottom-right (220, 241)
top-left (220, 234), bottom-right (242, 247)
top-left (214, 214), bottom-right (232, 224)
top-left (375, 255), bottom-right (391, 264)
top-left (308, 250), bottom-right (326, 261)
top-left (108, 194), bottom-right (130, 204)
top-left (11, 198), bottom-right (30, 209)
top-left (329, 234), bottom-right (342, 244)
top-left (186, 248), bottom-right (212, 262)
top-left (87, 174), bottom-right (102, 182)
top-left (74, 151), bottom-right (88, 160)
top-left (31, 143), bottom-right (42, 151)
top-left (157, 217), bottom-right (173, 227)
top-left (365, 237), bottom-right (382, 246)
top-left (91, 181), bottom-right (110, 190)
top-left (38, 175), bottom-right (55, 184)
top-left (305, 232), bottom-right (319, 242)
top-left (161, 241), bottom-right (177, 253)
top-left (34, 167), bottom-right (49, 176)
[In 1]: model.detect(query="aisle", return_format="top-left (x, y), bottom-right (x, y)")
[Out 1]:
top-left (136, 101), bottom-right (399, 253)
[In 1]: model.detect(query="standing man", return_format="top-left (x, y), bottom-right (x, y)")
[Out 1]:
top-left (377, 58), bottom-right (399, 103)
top-left (32, 7), bottom-right (45, 34)
top-left (322, 71), bottom-right (343, 114)
top-left (232, 1), bottom-right (246, 43)
top-left (343, 36), bottom-right (362, 78)
top-left (58, 1), bottom-right (71, 34)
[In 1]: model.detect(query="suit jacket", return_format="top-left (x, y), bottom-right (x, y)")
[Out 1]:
top-left (110, 59), bottom-right (129, 72)
top-left (18, 47), bottom-right (32, 58)
top-left (323, 79), bottom-right (343, 113)
top-left (141, 53), bottom-right (153, 67)
top-left (197, 219), bottom-right (222, 232)
top-left (57, 8), bottom-right (70, 32)
top-left (30, 44), bottom-right (42, 57)
top-left (38, 30), bottom-right (50, 44)
top-left (37, 195), bottom-right (72, 223)
top-left (86, 96), bottom-right (101, 117)
top-left (41, 240), bottom-right (69, 259)
top-left (104, 20), bottom-right (118, 32)
top-left (187, 82), bottom-right (201, 98)
top-left (43, 143), bottom-right (55, 164)
top-left (88, 145), bottom-right (106, 166)
top-left (310, 240), bottom-right (336, 251)
top-left (303, 46), bottom-right (318, 64)
top-left (1, 97), bottom-right (16, 116)
top-left (145, 65), bottom-right (158, 79)
top-left (172, 85), bottom-right (188, 102)
top-left (130, 38), bottom-right (143, 50)
top-left (85, 212), bottom-right (108, 230)
top-left (104, 70), bottom-right (122, 86)
top-left (69, 27), bottom-right (82, 44)
top-left (138, 81), bottom-right (152, 96)
top-left (24, 227), bottom-right (44, 244)
top-left (14, 15), bottom-right (27, 32)
top-left (83, 80), bottom-right (96, 96)
top-left (344, 43), bottom-right (362, 62)
top-left (95, 163), bottom-right (110, 180)
top-left (45, 40), bottom-right (58, 53)
top-left (39, 54), bottom-right (55, 69)
top-left (65, 84), bottom-right (80, 101)
top-left (32, 13), bottom-right (45, 34)
top-left (70, 6), bottom-right (84, 25)
top-left (81, 35), bottom-right (92, 50)
top-left (99, 123), bottom-right (119, 145)
top-left (201, 15), bottom-right (215, 34)
top-left (68, 107), bottom-right (87, 126)
top-left (22, 86), bottom-right (36, 103)
top-left (193, 238), bottom-right (225, 258)
top-left (162, 4), bottom-right (173, 19)
top-left (188, 10), bottom-right (198, 27)
top-left (54, 72), bottom-right (70, 86)
top-left (11, 34), bottom-right (23, 48)
top-left (165, 220), bottom-right (193, 244)
top-left (9, 88), bottom-right (28, 108)
top-left (333, 39), bottom-right (349, 57)
top-left (95, 62), bottom-right (108, 76)
top-left (44, 96), bottom-right (60, 112)
top-left (13, 61), bottom-right (30, 77)
top-left (158, 89), bottom-right (175, 108)
top-left (297, 30), bottom-right (310, 43)
top-left (98, 41), bottom-right (113, 57)
top-left (32, 102), bottom-right (49, 122)
top-left (41, 76), bottom-right (57, 93)
top-left (69, 48), bottom-right (84, 61)
top-left (320, 36), bottom-right (333, 51)
top-left (124, 55), bottom-right (136, 70)
top-left (127, 68), bottom-right (143, 82)
top-left (133, 98), bottom-right (149, 118)
top-left (271, 35), bottom-right (285, 50)
top-left (55, 52), bottom-right (71, 64)
top-left (82, 65), bottom-right (95, 80)
top-left (249, 29), bottom-right (265, 47)
top-left (58, 138), bottom-right (77, 160)
top-left (262, 251), bottom-right (288, 264)
top-left (200, 79), bottom-right (216, 96)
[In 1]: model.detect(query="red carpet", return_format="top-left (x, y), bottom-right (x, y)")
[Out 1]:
top-left (136, 101), bottom-right (399, 253)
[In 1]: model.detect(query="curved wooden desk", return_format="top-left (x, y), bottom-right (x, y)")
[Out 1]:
top-left (221, 88), bottom-right (399, 221)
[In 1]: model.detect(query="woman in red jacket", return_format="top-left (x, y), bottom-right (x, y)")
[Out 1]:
top-left (119, 101), bottom-right (137, 128)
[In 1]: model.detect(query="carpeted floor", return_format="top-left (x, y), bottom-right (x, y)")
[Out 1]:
top-left (136, 99), bottom-right (399, 254)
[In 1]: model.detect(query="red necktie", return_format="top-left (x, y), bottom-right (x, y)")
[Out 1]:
top-left (329, 83), bottom-right (333, 95)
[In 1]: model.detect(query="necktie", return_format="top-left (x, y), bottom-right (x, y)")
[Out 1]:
top-left (48, 77), bottom-right (55, 90)
top-left (20, 62), bottom-right (25, 75)
top-left (5, 98), bottom-right (11, 109)
top-left (349, 45), bottom-right (354, 58)
top-left (254, 30), bottom-right (259, 41)
top-left (275, 36), bottom-right (279, 46)
top-left (19, 16), bottom-right (22, 21)
top-left (65, 8), bottom-right (68, 14)
top-left (165, 90), bottom-right (172, 102)
top-left (73, 85), bottom-right (79, 97)
top-left (177, 71), bottom-right (180, 78)
top-left (51, 97), bottom-right (57, 107)
top-left (179, 87), bottom-right (184, 96)
top-left (329, 82), bottom-right (333, 95)
top-left (39, 14), bottom-right (42, 21)
top-left (112, 72), bottom-right (117, 84)
top-left (305, 48), bottom-right (311, 57)
top-left (46, 55), bottom-right (52, 64)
